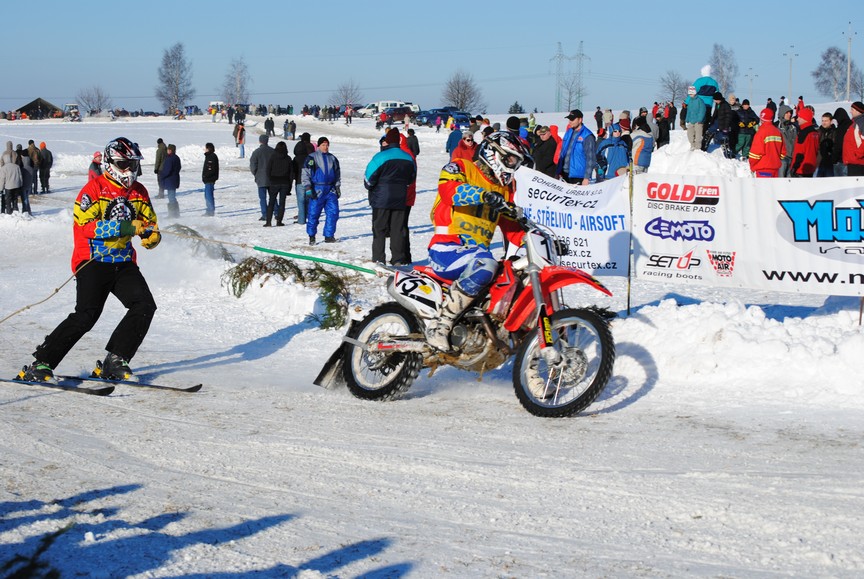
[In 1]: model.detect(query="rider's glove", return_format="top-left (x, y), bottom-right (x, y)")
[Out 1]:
top-left (140, 223), bottom-right (161, 249)
top-left (483, 191), bottom-right (508, 212)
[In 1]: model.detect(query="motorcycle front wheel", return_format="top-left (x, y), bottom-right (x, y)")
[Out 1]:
top-left (343, 303), bottom-right (423, 401)
top-left (513, 308), bottom-right (615, 418)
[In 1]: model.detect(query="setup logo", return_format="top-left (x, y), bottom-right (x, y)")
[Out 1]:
top-left (646, 182), bottom-right (720, 205)
top-left (706, 250), bottom-right (736, 277)
top-left (646, 249), bottom-right (701, 270)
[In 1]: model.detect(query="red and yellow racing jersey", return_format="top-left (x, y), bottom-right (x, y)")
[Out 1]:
top-left (70, 175), bottom-right (157, 272)
top-left (429, 159), bottom-right (522, 249)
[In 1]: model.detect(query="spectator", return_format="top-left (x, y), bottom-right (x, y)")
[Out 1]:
top-left (594, 106), bottom-right (603, 131)
top-left (154, 138), bottom-right (167, 198)
top-left (748, 108), bottom-right (784, 178)
top-left (406, 128), bottom-right (420, 157)
top-left (596, 123), bottom-right (631, 180)
top-left (26, 140), bottom-right (41, 196)
top-left (843, 101), bottom-right (864, 176)
top-left (556, 109), bottom-right (596, 185)
top-left (778, 109), bottom-right (798, 177)
top-left (832, 107), bottom-right (851, 176)
top-left (654, 112), bottom-right (670, 148)
top-left (790, 107), bottom-right (819, 177)
top-left (202, 142), bottom-right (219, 216)
top-left (264, 140), bottom-right (293, 227)
top-left (283, 118), bottom-right (291, 139)
top-left (816, 112), bottom-right (836, 177)
top-left (293, 132), bottom-right (315, 224)
top-left (364, 128), bottom-right (416, 265)
top-left (765, 97), bottom-right (777, 117)
top-left (158, 144), bottom-right (182, 217)
top-left (710, 91), bottom-right (736, 158)
top-left (89, 151), bottom-right (103, 181)
top-left (735, 99), bottom-right (760, 159)
top-left (602, 108), bottom-right (614, 131)
top-left (777, 97), bottom-right (792, 123)
top-left (38, 142), bottom-right (53, 193)
top-left (434, 115), bottom-right (442, 133)
top-left (531, 126), bottom-right (557, 177)
top-left (666, 101), bottom-right (677, 131)
top-left (233, 121), bottom-right (246, 159)
top-left (0, 143), bottom-right (24, 214)
top-left (631, 117), bottom-right (655, 174)
top-left (250, 134), bottom-right (275, 222)
top-left (17, 145), bottom-right (36, 207)
top-left (684, 86), bottom-right (706, 151)
top-left (445, 125), bottom-right (463, 158)
top-left (451, 132), bottom-right (478, 162)
top-left (302, 136), bottom-right (341, 245)
top-left (690, 65), bottom-right (719, 127)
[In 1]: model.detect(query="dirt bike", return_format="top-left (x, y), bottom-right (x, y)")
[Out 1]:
top-left (315, 205), bottom-right (616, 418)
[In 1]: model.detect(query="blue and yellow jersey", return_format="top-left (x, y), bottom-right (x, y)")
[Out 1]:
top-left (70, 175), bottom-right (157, 272)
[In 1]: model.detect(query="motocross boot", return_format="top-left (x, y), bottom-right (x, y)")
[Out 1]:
top-left (426, 283), bottom-right (474, 351)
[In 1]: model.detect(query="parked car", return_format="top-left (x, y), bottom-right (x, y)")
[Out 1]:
top-left (415, 108), bottom-right (451, 126)
top-left (381, 106), bottom-right (415, 123)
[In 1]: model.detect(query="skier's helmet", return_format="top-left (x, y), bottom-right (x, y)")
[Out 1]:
top-left (476, 131), bottom-right (533, 186)
top-left (103, 137), bottom-right (143, 189)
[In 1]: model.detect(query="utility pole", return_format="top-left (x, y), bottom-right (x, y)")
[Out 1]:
top-left (844, 21), bottom-right (856, 102)
top-left (744, 68), bottom-right (758, 101)
top-left (549, 42), bottom-right (589, 111)
top-left (574, 41), bottom-right (590, 111)
top-left (783, 45), bottom-right (798, 101)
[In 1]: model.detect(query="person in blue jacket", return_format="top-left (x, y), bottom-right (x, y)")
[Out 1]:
top-left (631, 117), bottom-right (655, 173)
top-left (595, 124), bottom-right (631, 180)
top-left (302, 136), bottom-right (341, 245)
top-left (688, 65), bottom-right (719, 126)
top-left (158, 143), bottom-right (181, 217)
top-left (364, 128), bottom-right (417, 265)
top-left (556, 109), bottom-right (596, 185)
top-left (445, 125), bottom-right (463, 158)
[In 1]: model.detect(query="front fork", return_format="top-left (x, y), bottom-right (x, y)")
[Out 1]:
top-left (527, 264), bottom-right (563, 366)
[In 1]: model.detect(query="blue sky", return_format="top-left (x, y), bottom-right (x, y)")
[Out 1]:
top-left (3, 0), bottom-right (860, 115)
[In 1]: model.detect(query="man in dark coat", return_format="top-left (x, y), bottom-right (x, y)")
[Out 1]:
top-left (38, 142), bottom-right (53, 193)
top-left (364, 128), bottom-right (417, 265)
top-left (292, 133), bottom-right (315, 224)
top-left (531, 126), bottom-right (557, 177)
top-left (405, 128), bottom-right (420, 157)
top-left (710, 92), bottom-right (737, 158)
top-left (157, 144), bottom-right (182, 217)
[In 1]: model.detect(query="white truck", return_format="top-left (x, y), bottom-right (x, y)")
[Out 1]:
top-left (356, 100), bottom-right (406, 118)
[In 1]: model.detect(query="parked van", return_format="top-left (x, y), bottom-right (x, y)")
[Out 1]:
top-left (357, 100), bottom-right (406, 118)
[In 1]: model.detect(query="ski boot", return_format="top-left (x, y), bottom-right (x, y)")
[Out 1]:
top-left (93, 353), bottom-right (139, 383)
top-left (17, 361), bottom-right (57, 384)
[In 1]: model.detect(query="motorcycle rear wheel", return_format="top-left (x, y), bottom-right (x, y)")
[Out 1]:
top-left (513, 308), bottom-right (615, 418)
top-left (343, 303), bottom-right (423, 401)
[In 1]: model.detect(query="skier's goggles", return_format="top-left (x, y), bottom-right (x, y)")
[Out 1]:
top-left (113, 159), bottom-right (140, 172)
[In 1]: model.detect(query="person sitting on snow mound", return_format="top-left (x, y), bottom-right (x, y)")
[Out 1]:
top-left (425, 131), bottom-right (533, 351)
top-left (19, 137), bottom-right (161, 384)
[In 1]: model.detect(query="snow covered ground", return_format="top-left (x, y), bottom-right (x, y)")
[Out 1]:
top-left (1, 111), bottom-right (863, 577)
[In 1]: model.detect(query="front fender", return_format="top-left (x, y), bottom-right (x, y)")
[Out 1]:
top-left (503, 266), bottom-right (611, 332)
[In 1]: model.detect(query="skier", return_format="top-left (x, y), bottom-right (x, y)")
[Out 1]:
top-left (425, 131), bottom-right (533, 351)
top-left (18, 137), bottom-right (161, 384)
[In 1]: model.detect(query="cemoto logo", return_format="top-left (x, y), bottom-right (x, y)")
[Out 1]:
top-left (646, 182), bottom-right (720, 205)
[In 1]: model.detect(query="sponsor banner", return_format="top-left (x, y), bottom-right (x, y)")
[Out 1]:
top-left (513, 167), bottom-right (630, 276)
top-left (632, 174), bottom-right (864, 296)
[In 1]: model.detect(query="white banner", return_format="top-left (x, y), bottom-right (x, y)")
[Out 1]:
top-left (631, 174), bottom-right (864, 297)
top-left (513, 167), bottom-right (631, 276)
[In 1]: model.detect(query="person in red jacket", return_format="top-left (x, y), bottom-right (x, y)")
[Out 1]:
top-left (791, 107), bottom-right (819, 177)
top-left (88, 151), bottom-right (103, 181)
top-left (748, 108), bottom-right (784, 177)
top-left (18, 137), bottom-right (161, 385)
top-left (450, 132), bottom-right (478, 161)
top-left (843, 101), bottom-right (864, 176)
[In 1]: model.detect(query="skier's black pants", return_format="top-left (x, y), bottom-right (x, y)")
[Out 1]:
top-left (35, 261), bottom-right (157, 368)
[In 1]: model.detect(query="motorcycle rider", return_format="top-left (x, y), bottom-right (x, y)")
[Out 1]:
top-left (426, 131), bottom-right (532, 350)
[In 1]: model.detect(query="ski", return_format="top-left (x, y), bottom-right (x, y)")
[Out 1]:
top-left (56, 374), bottom-right (203, 393)
top-left (1, 376), bottom-right (115, 396)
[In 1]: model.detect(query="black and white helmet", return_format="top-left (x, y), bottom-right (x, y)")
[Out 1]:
top-left (103, 137), bottom-right (143, 189)
top-left (476, 131), bottom-right (533, 186)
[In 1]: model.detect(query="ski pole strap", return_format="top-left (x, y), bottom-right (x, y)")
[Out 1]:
top-left (252, 246), bottom-right (376, 275)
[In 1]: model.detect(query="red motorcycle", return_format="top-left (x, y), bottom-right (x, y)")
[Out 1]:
top-left (316, 206), bottom-right (616, 417)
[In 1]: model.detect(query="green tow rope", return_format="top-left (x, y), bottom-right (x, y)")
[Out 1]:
top-left (252, 246), bottom-right (377, 275)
